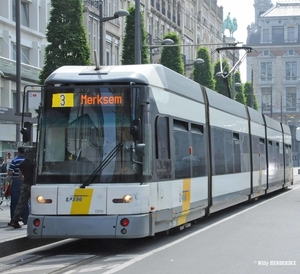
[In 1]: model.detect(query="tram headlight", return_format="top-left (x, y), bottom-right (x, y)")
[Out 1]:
top-left (112, 194), bottom-right (132, 203)
top-left (36, 195), bottom-right (52, 204)
top-left (123, 194), bottom-right (132, 203)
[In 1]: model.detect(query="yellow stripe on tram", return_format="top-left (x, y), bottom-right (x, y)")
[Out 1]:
top-left (178, 178), bottom-right (191, 225)
top-left (70, 188), bottom-right (93, 215)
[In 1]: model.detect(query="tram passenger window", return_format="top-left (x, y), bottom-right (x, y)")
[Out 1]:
top-left (225, 131), bottom-right (234, 174)
top-left (155, 117), bottom-right (171, 179)
top-left (191, 124), bottom-right (206, 177)
top-left (252, 136), bottom-right (260, 171)
top-left (211, 128), bottom-right (225, 175)
top-left (259, 138), bottom-right (266, 170)
top-left (285, 144), bottom-right (291, 167)
top-left (268, 141), bottom-right (275, 170)
top-left (241, 134), bottom-right (250, 172)
top-left (233, 133), bottom-right (241, 173)
top-left (276, 142), bottom-right (282, 169)
top-left (174, 120), bottom-right (190, 179)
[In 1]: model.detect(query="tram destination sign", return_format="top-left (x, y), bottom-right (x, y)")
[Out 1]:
top-left (52, 93), bottom-right (123, 107)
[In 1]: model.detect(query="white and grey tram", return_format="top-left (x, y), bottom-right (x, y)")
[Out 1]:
top-left (27, 64), bottom-right (293, 239)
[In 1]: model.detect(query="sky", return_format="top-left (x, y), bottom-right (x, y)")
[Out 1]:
top-left (216, 0), bottom-right (273, 82)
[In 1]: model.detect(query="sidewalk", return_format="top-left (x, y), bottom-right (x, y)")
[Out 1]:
top-left (0, 199), bottom-right (27, 241)
top-left (0, 199), bottom-right (59, 258)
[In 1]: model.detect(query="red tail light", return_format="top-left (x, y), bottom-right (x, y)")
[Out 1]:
top-left (120, 218), bottom-right (129, 227)
top-left (33, 218), bottom-right (41, 227)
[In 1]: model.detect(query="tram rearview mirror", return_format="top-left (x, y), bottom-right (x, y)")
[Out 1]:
top-left (131, 119), bottom-right (141, 141)
top-left (135, 143), bottom-right (145, 157)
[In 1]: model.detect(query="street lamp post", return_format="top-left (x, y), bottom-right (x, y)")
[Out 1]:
top-left (185, 58), bottom-right (205, 77)
top-left (96, 1), bottom-right (129, 65)
top-left (135, 0), bottom-right (141, 64)
top-left (16, 0), bottom-right (21, 142)
top-left (149, 38), bottom-right (174, 63)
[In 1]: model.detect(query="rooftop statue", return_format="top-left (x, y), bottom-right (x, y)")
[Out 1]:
top-left (223, 13), bottom-right (238, 38)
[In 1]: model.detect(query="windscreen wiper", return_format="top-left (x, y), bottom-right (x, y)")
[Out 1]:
top-left (80, 142), bottom-right (123, 188)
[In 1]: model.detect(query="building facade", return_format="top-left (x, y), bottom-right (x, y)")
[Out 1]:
top-left (246, 0), bottom-right (300, 165)
top-left (0, 0), bottom-right (236, 157)
top-left (0, 0), bottom-right (50, 155)
top-left (82, 0), bottom-right (228, 74)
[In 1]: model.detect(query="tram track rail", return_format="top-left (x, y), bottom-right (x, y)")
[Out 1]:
top-left (0, 238), bottom-right (144, 274)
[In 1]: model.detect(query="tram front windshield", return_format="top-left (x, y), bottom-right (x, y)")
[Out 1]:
top-left (38, 85), bottom-right (139, 184)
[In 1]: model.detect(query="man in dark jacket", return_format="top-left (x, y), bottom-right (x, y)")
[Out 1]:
top-left (10, 156), bottom-right (35, 228)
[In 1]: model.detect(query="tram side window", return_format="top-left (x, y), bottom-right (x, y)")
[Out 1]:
top-left (252, 136), bottom-right (266, 171)
top-left (268, 140), bottom-right (275, 170)
top-left (277, 142), bottom-right (284, 168)
top-left (241, 134), bottom-right (250, 172)
top-left (285, 144), bottom-right (292, 167)
top-left (224, 131), bottom-right (234, 174)
top-left (211, 127), bottom-right (225, 175)
top-left (233, 133), bottom-right (241, 173)
top-left (259, 138), bottom-right (266, 170)
top-left (155, 117), bottom-right (171, 179)
top-left (191, 124), bottom-right (206, 177)
top-left (174, 120), bottom-right (190, 179)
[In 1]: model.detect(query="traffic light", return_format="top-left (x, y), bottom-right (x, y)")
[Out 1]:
top-left (21, 121), bottom-right (33, 143)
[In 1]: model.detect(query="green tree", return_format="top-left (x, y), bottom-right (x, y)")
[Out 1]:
top-left (244, 81), bottom-right (259, 110)
top-left (233, 71), bottom-right (246, 104)
top-left (39, 0), bottom-right (91, 84)
top-left (121, 6), bottom-right (149, 64)
top-left (193, 47), bottom-right (214, 90)
top-left (213, 59), bottom-right (232, 97)
top-left (160, 33), bottom-right (184, 75)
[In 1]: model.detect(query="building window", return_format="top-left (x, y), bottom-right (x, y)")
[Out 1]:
top-left (162, 0), bottom-right (166, 15)
top-left (177, 3), bottom-right (180, 26)
top-left (260, 62), bottom-right (272, 81)
top-left (262, 28), bottom-right (270, 43)
top-left (285, 61), bottom-right (297, 81)
top-left (156, 0), bottom-right (160, 11)
top-left (114, 43), bottom-right (119, 65)
top-left (12, 44), bottom-right (30, 64)
top-left (106, 41), bottom-right (112, 65)
top-left (287, 26), bottom-right (295, 41)
top-left (286, 87), bottom-right (296, 111)
top-left (12, 0), bottom-right (30, 27)
top-left (261, 87), bottom-right (272, 112)
top-left (263, 50), bottom-right (269, 56)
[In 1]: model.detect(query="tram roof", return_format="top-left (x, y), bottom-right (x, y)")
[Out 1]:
top-left (45, 64), bottom-right (205, 103)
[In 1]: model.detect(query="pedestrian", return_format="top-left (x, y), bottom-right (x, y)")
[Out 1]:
top-left (7, 147), bottom-right (28, 226)
top-left (0, 157), bottom-right (7, 174)
top-left (11, 155), bottom-right (35, 228)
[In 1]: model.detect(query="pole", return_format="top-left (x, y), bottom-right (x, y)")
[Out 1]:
top-left (16, 0), bottom-right (21, 142)
top-left (251, 69), bottom-right (254, 108)
top-left (135, 0), bottom-right (141, 64)
top-left (231, 51), bottom-right (235, 99)
top-left (99, 0), bottom-right (104, 65)
top-left (281, 94), bottom-right (283, 123)
top-left (271, 89), bottom-right (273, 118)
top-left (149, 34), bottom-right (153, 64)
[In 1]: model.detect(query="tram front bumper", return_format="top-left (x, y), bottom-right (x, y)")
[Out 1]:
top-left (27, 214), bottom-right (151, 239)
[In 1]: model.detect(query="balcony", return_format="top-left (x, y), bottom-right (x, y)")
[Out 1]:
top-left (0, 56), bottom-right (41, 83)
